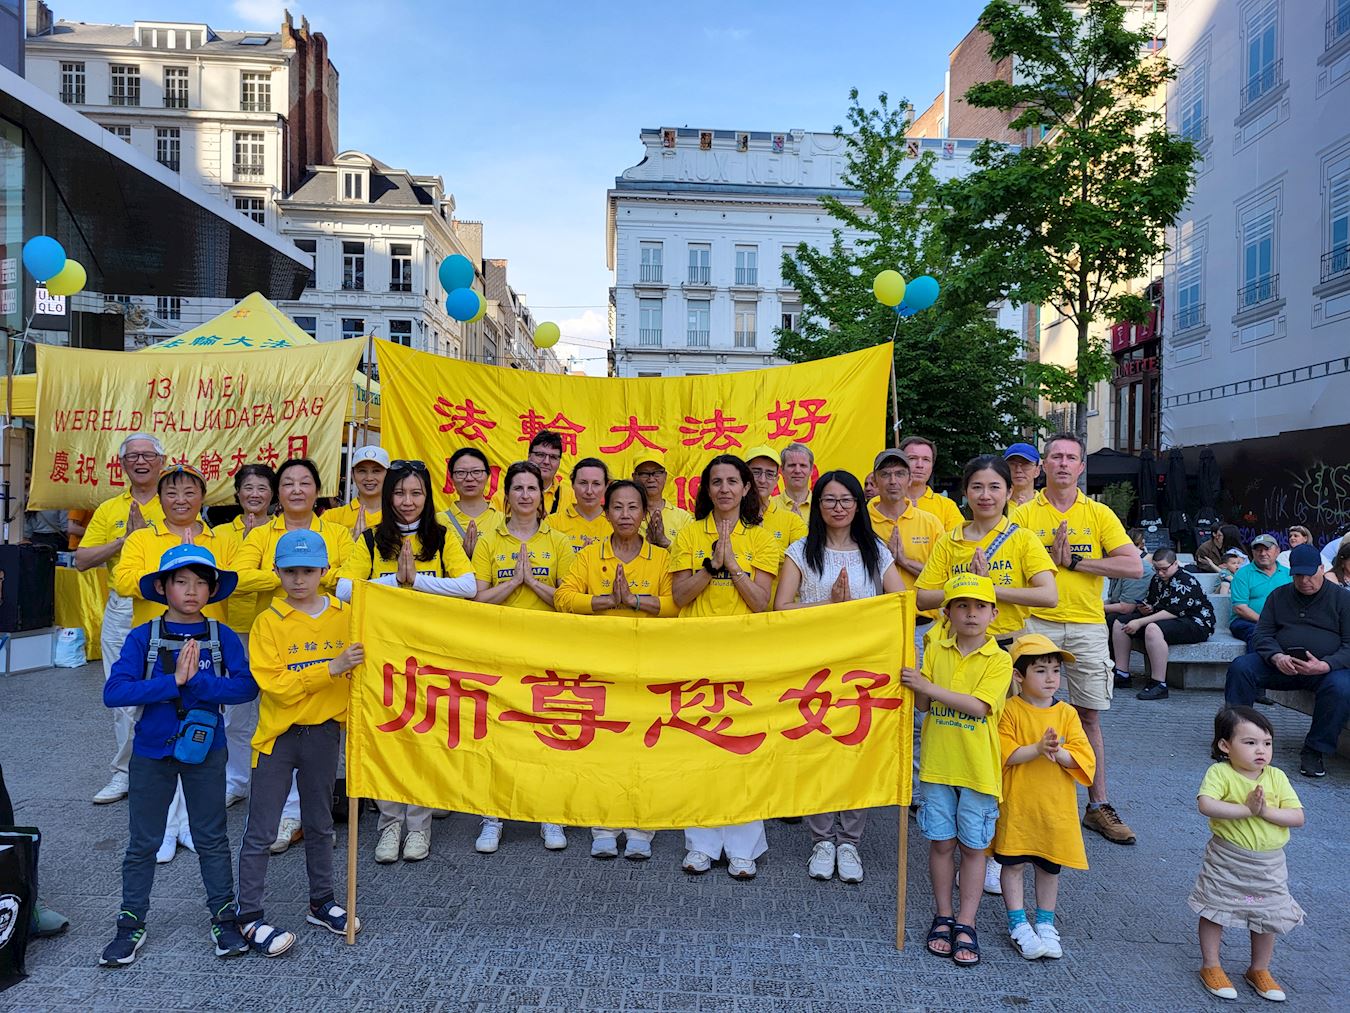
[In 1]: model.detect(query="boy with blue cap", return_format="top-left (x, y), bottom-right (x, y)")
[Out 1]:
top-left (100, 544), bottom-right (257, 967)
top-left (235, 529), bottom-right (364, 956)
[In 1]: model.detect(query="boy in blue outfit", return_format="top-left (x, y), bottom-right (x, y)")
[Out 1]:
top-left (100, 544), bottom-right (258, 967)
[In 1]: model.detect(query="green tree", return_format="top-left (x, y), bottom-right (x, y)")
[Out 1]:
top-left (943, 0), bottom-right (1198, 443)
top-left (775, 89), bottom-right (1041, 476)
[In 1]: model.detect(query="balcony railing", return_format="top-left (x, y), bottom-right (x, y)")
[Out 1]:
top-left (109, 92), bottom-right (140, 107)
top-left (1177, 303), bottom-right (1205, 331)
top-left (1242, 60), bottom-right (1282, 109)
top-left (234, 161), bottom-right (265, 177)
top-left (1181, 116), bottom-right (1207, 142)
top-left (59, 88), bottom-right (84, 104)
top-left (1322, 247), bottom-right (1350, 284)
top-left (1238, 274), bottom-right (1279, 310)
top-left (342, 277), bottom-right (365, 292)
top-left (240, 100), bottom-right (271, 112)
top-left (686, 329), bottom-right (710, 347)
top-left (163, 94), bottom-right (188, 108)
top-left (638, 328), bottom-right (662, 347)
top-left (1330, 8), bottom-right (1350, 49)
top-left (157, 157), bottom-right (180, 172)
top-left (733, 330), bottom-right (756, 347)
top-left (734, 267), bottom-right (758, 286)
top-left (687, 266), bottom-right (710, 285)
top-left (639, 263), bottom-right (663, 283)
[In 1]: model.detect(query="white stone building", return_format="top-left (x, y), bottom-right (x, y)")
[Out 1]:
top-left (606, 127), bottom-right (1013, 378)
top-left (1162, 0), bottom-right (1350, 457)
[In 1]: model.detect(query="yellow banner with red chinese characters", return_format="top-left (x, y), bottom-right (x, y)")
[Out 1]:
top-left (346, 583), bottom-right (914, 828)
top-left (376, 340), bottom-right (892, 510)
top-left (29, 342), bottom-right (364, 510)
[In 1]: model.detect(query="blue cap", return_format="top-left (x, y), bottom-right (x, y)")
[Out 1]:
top-left (139, 544), bottom-right (237, 604)
top-left (1288, 543), bottom-right (1321, 576)
top-left (274, 529), bottom-right (329, 569)
top-left (1003, 442), bottom-right (1041, 464)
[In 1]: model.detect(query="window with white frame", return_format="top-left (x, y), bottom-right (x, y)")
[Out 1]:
top-left (1332, 0), bottom-right (1350, 50)
top-left (163, 66), bottom-right (188, 108)
top-left (1324, 149), bottom-right (1350, 283)
top-left (1175, 224), bottom-right (1206, 331)
top-left (687, 244), bottom-right (711, 284)
top-left (233, 132), bottom-right (264, 177)
top-left (1238, 189), bottom-right (1280, 309)
top-left (780, 245), bottom-right (800, 287)
top-left (60, 62), bottom-right (85, 104)
top-left (781, 303), bottom-right (802, 332)
top-left (341, 170), bottom-right (365, 202)
top-left (240, 71), bottom-right (271, 112)
top-left (1178, 57), bottom-right (1207, 141)
top-left (390, 243), bottom-right (413, 292)
top-left (342, 241), bottom-right (365, 291)
top-left (234, 197), bottom-right (265, 225)
top-left (110, 64), bottom-right (140, 106)
top-left (1242, 1), bottom-right (1280, 108)
top-left (639, 242), bottom-right (663, 282)
top-left (734, 302), bottom-right (757, 347)
top-left (389, 319), bottom-right (413, 347)
top-left (686, 299), bottom-right (710, 345)
top-left (638, 298), bottom-right (663, 345)
top-left (734, 245), bottom-right (758, 286)
top-left (294, 238), bottom-right (316, 289)
top-left (155, 296), bottom-right (182, 321)
top-left (293, 315), bottom-right (318, 339)
top-left (155, 127), bottom-right (179, 171)
top-left (341, 317), bottom-right (365, 342)
top-left (103, 124), bottom-right (131, 142)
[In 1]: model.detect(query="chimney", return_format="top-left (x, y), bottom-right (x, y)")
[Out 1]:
top-left (26, 0), bottom-right (53, 37)
top-left (281, 8), bottom-right (296, 50)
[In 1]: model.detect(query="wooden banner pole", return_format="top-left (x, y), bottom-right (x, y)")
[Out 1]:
top-left (896, 595), bottom-right (916, 950)
top-left (896, 800), bottom-right (909, 950)
top-left (345, 794), bottom-right (358, 945)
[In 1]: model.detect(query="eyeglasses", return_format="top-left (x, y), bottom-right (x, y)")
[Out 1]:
top-left (749, 468), bottom-right (779, 480)
top-left (634, 469), bottom-right (666, 479)
top-left (390, 459), bottom-right (429, 473)
top-left (451, 468), bottom-right (487, 480)
top-left (529, 450), bottom-right (562, 463)
top-left (123, 452), bottom-right (162, 462)
top-left (819, 496), bottom-right (857, 509)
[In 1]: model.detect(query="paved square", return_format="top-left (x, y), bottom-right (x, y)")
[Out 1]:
top-left (1, 662), bottom-right (1346, 1011)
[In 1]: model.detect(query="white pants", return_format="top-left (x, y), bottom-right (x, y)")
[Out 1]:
top-left (163, 781), bottom-right (189, 840)
top-left (100, 592), bottom-right (135, 776)
top-left (377, 801), bottom-right (434, 834)
top-left (592, 827), bottom-right (654, 842)
top-left (685, 822), bottom-right (767, 861)
top-left (223, 699), bottom-right (258, 798)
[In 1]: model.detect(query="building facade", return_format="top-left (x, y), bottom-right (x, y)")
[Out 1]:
top-left (1162, 0), bottom-right (1350, 542)
top-left (607, 127), bottom-right (1006, 378)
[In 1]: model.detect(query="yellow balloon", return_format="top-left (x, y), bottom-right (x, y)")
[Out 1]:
top-left (468, 291), bottom-right (487, 324)
top-left (872, 269), bottom-right (906, 307)
top-left (534, 321), bottom-right (561, 349)
top-left (45, 259), bottom-right (87, 297)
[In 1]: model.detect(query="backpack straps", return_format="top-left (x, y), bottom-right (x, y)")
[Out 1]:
top-left (144, 617), bottom-right (164, 679)
top-left (204, 618), bottom-right (225, 678)
top-left (363, 528), bottom-right (376, 579)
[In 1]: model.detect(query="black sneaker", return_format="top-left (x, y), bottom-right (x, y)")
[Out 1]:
top-left (1300, 749), bottom-right (1326, 778)
top-left (211, 911), bottom-right (249, 959)
top-left (1113, 668), bottom-right (1133, 689)
top-left (1136, 681), bottom-right (1169, 701)
top-left (98, 912), bottom-right (146, 967)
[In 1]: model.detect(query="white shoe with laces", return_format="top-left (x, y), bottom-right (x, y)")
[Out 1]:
top-left (727, 858), bottom-right (757, 879)
top-left (156, 832), bottom-right (177, 864)
top-left (541, 823), bottom-right (567, 850)
top-left (984, 859), bottom-right (1003, 894)
top-left (807, 841), bottom-right (836, 880)
top-left (682, 850), bottom-right (712, 874)
top-left (1035, 921), bottom-right (1063, 958)
top-left (374, 823), bottom-right (401, 864)
top-left (835, 843), bottom-right (864, 884)
top-left (1010, 922), bottom-right (1048, 960)
top-left (474, 818), bottom-right (502, 854)
top-left (93, 773), bottom-right (129, 805)
top-left (269, 818), bottom-right (303, 855)
top-left (401, 830), bottom-right (430, 862)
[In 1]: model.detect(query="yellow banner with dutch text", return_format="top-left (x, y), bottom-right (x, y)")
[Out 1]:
top-left (376, 340), bottom-right (892, 509)
top-left (347, 583), bottom-right (915, 827)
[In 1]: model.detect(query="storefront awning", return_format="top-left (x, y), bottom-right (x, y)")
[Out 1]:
top-left (0, 67), bottom-right (310, 299)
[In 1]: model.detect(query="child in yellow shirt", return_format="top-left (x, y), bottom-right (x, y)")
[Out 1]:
top-left (902, 572), bottom-right (1011, 968)
top-left (995, 634), bottom-right (1096, 960)
top-left (234, 530), bottom-right (364, 957)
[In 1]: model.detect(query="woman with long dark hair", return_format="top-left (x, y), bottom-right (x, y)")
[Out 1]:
top-left (775, 470), bottom-right (904, 885)
top-left (1197, 524), bottom-right (1245, 573)
top-left (667, 454), bottom-right (780, 879)
top-left (442, 446), bottom-right (501, 559)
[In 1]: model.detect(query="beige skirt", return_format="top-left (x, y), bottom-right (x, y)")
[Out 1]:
top-left (1187, 834), bottom-right (1305, 935)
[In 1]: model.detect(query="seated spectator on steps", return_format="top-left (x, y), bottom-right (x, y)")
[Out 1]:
top-left (1111, 548), bottom-right (1215, 702)
top-left (1277, 526), bottom-right (1311, 569)
top-left (1105, 527), bottom-right (1153, 620)
top-left (1224, 544), bottom-right (1350, 780)
top-left (1229, 535), bottom-right (1290, 648)
top-left (1322, 531), bottom-right (1350, 574)
top-left (1326, 542), bottom-right (1350, 590)
top-left (1196, 524), bottom-right (1244, 574)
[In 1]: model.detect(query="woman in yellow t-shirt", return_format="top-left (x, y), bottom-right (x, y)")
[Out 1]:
top-left (915, 455), bottom-right (1058, 644)
top-left (550, 457), bottom-right (612, 554)
top-left (667, 454), bottom-right (779, 881)
top-left (441, 446), bottom-right (502, 559)
top-left (469, 460), bottom-right (574, 856)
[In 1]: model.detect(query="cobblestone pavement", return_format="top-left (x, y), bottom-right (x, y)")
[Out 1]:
top-left (1, 661), bottom-right (1346, 1012)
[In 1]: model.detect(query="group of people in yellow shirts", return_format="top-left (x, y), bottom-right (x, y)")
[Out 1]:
top-left (79, 425), bottom-right (1169, 971)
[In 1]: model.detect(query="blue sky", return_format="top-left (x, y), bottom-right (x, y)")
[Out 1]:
top-left (49, 0), bottom-right (993, 368)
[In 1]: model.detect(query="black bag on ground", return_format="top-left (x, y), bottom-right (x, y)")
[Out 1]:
top-left (0, 826), bottom-right (40, 992)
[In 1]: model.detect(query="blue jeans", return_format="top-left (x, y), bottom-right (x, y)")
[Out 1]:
top-left (122, 749), bottom-right (233, 921)
top-left (1224, 653), bottom-right (1350, 755)
top-left (1229, 617), bottom-right (1257, 649)
top-left (916, 782), bottom-right (999, 849)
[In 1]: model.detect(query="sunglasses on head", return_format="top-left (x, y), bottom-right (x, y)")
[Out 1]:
top-left (390, 459), bottom-right (429, 474)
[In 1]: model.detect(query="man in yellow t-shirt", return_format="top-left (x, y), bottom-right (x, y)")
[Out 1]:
top-left (1011, 432), bottom-right (1142, 847)
top-left (900, 435), bottom-right (964, 533)
top-left (867, 449), bottom-right (944, 603)
top-left (527, 431), bottom-right (574, 516)
top-left (772, 442), bottom-right (815, 521)
top-left (633, 456), bottom-right (692, 549)
top-left (74, 433), bottom-right (167, 805)
top-left (746, 446), bottom-right (806, 605)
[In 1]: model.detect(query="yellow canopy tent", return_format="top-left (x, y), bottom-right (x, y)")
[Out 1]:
top-left (0, 292), bottom-right (381, 429)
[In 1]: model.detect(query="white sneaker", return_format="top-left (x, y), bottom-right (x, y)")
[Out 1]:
top-left (401, 830), bottom-right (430, 862)
top-left (177, 826), bottom-right (195, 853)
top-left (1010, 921), bottom-right (1048, 959)
top-left (374, 823), bottom-right (401, 864)
top-left (590, 836), bottom-right (619, 859)
top-left (682, 850), bottom-right (712, 874)
top-left (807, 841), bottom-right (836, 880)
top-left (836, 843), bottom-right (864, 884)
top-left (269, 818), bottom-right (303, 855)
top-left (1035, 921), bottom-right (1062, 958)
top-left (984, 859), bottom-right (1003, 895)
top-left (225, 791), bottom-right (248, 808)
top-left (727, 858), bottom-right (757, 879)
top-left (475, 818), bottom-right (502, 854)
top-left (93, 773), bottom-right (129, 805)
top-left (155, 832), bottom-right (177, 864)
top-left (541, 823), bottom-right (567, 850)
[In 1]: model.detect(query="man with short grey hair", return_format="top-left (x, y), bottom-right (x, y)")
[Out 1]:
top-left (75, 434), bottom-right (167, 804)
top-left (774, 443), bottom-right (815, 520)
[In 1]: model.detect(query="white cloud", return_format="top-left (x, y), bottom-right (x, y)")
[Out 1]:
top-left (231, 0), bottom-right (293, 26)
top-left (551, 309), bottom-right (611, 374)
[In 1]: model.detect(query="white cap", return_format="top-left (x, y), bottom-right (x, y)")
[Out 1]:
top-left (351, 445), bottom-right (390, 469)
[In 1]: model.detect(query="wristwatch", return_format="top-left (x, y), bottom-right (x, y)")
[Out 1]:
top-left (1068, 553), bottom-right (1083, 571)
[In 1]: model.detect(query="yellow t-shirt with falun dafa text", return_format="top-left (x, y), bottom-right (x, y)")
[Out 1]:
top-left (111, 522), bottom-right (235, 628)
top-left (549, 503), bottom-right (613, 555)
top-left (868, 499), bottom-right (945, 592)
top-left (918, 634), bottom-right (1012, 799)
top-left (1012, 490), bottom-right (1133, 625)
top-left (667, 515), bottom-right (780, 618)
top-left (471, 518), bottom-right (574, 611)
top-left (81, 492), bottom-right (166, 573)
top-left (554, 537), bottom-right (677, 617)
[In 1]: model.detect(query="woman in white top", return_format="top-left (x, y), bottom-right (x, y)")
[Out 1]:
top-left (775, 470), bottom-right (904, 885)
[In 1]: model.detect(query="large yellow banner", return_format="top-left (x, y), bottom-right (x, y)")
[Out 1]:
top-left (377, 340), bottom-right (892, 510)
top-left (347, 583), bottom-right (914, 827)
top-left (30, 341), bottom-right (364, 510)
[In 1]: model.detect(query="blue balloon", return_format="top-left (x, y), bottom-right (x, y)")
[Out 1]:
top-left (903, 275), bottom-right (940, 312)
top-left (438, 254), bottom-right (474, 293)
top-left (22, 236), bottom-right (66, 282)
top-left (446, 287), bottom-right (480, 322)
top-left (895, 304), bottom-right (919, 318)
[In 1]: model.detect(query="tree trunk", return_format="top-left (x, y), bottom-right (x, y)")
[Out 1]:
top-left (1076, 314), bottom-right (1090, 491)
